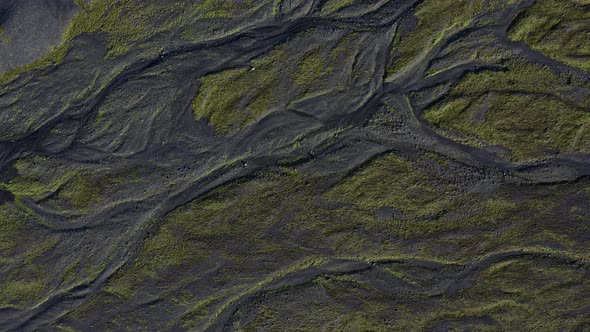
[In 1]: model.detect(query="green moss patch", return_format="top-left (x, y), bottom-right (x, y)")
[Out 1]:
top-left (192, 29), bottom-right (352, 135)
top-left (104, 169), bottom-right (311, 302)
top-left (192, 51), bottom-right (283, 135)
top-left (508, 0), bottom-right (590, 71)
top-left (324, 153), bottom-right (456, 217)
top-left (320, 0), bottom-right (356, 14)
top-left (0, 280), bottom-right (45, 308)
top-left (386, 0), bottom-right (521, 77)
top-left (423, 63), bottom-right (590, 161)
top-left (386, 0), bottom-right (483, 77)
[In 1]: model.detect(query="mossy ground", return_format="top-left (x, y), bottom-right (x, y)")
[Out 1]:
top-left (0, 156), bottom-right (142, 213)
top-left (192, 28), bottom-right (356, 135)
top-left (321, 0), bottom-right (356, 14)
top-left (422, 62), bottom-right (590, 161)
top-left (240, 261), bottom-right (588, 331)
top-left (192, 50), bottom-right (284, 135)
top-left (54, 150), bottom-right (590, 330)
top-left (2, 0), bottom-right (590, 330)
top-left (508, 0), bottom-right (590, 71)
top-left (387, 0), bottom-right (485, 77)
top-left (0, 202), bottom-right (60, 309)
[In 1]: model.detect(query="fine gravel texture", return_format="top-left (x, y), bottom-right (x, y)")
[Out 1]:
top-left (0, 0), bottom-right (590, 331)
top-left (0, 0), bottom-right (80, 73)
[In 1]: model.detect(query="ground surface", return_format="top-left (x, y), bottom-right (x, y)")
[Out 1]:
top-left (0, 0), bottom-right (589, 331)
